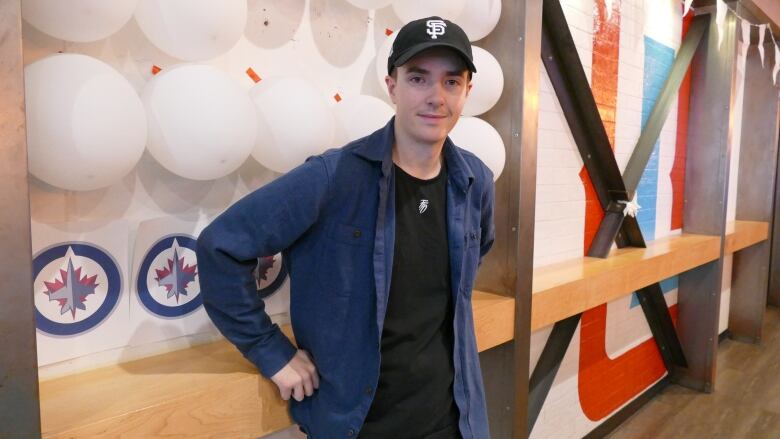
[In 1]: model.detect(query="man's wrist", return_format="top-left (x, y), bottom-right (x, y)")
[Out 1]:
top-left (245, 327), bottom-right (298, 378)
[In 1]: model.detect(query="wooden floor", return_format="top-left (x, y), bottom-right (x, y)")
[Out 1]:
top-left (608, 306), bottom-right (780, 438)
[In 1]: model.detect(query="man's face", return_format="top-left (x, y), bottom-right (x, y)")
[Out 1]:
top-left (385, 48), bottom-right (472, 146)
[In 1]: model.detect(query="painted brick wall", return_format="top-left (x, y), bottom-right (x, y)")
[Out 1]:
top-left (526, 0), bottom-right (745, 436)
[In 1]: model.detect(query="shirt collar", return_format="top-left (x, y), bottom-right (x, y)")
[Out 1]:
top-left (352, 117), bottom-right (475, 192)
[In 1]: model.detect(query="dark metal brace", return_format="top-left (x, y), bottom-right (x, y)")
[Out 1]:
top-left (527, 314), bottom-right (580, 431)
top-left (529, 0), bottom-right (703, 433)
top-left (539, 0), bottom-right (628, 212)
top-left (635, 283), bottom-right (688, 372)
top-left (622, 15), bottom-right (709, 195)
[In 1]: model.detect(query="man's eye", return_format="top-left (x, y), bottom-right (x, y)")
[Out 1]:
top-left (409, 76), bottom-right (424, 84)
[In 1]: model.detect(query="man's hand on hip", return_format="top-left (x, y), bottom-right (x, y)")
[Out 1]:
top-left (270, 349), bottom-right (320, 401)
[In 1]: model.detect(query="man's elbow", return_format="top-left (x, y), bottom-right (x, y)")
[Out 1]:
top-left (196, 223), bottom-right (218, 259)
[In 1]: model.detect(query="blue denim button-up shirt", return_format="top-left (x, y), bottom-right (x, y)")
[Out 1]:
top-left (197, 118), bottom-right (495, 438)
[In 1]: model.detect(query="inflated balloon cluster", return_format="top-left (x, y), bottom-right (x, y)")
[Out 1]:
top-left (23, 0), bottom-right (506, 191)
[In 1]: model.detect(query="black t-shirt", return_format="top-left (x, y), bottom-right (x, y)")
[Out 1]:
top-left (359, 162), bottom-right (460, 439)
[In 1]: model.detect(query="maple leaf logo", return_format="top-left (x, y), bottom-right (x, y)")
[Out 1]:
top-left (154, 247), bottom-right (198, 303)
top-left (257, 256), bottom-right (276, 281)
top-left (43, 258), bottom-right (99, 319)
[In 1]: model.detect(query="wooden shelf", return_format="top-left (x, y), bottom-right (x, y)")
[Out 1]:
top-left (40, 220), bottom-right (768, 438)
top-left (531, 232), bottom-right (721, 331)
top-left (39, 291), bottom-right (513, 438)
top-left (725, 220), bottom-right (770, 255)
top-left (530, 220), bottom-right (770, 331)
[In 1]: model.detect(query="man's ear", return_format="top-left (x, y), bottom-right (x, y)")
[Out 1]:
top-left (466, 81), bottom-right (473, 98)
top-left (385, 75), bottom-right (398, 104)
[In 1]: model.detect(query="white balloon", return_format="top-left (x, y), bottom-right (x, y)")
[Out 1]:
top-left (142, 64), bottom-right (256, 180)
top-left (25, 54), bottom-right (147, 191)
top-left (393, 0), bottom-right (466, 23)
top-left (375, 31), bottom-right (397, 95)
top-left (345, 0), bottom-right (394, 10)
top-left (134, 0), bottom-right (246, 61)
top-left (334, 95), bottom-right (395, 143)
top-left (250, 78), bottom-right (335, 173)
top-left (22, 0), bottom-right (138, 42)
top-left (449, 117), bottom-right (505, 181)
top-left (454, 0), bottom-right (501, 41)
top-left (463, 47), bottom-right (504, 116)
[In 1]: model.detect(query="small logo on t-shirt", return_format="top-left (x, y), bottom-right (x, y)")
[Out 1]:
top-left (419, 199), bottom-right (429, 214)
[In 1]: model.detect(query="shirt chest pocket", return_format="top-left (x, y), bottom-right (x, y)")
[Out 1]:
top-left (331, 223), bottom-right (372, 246)
top-left (316, 223), bottom-right (374, 297)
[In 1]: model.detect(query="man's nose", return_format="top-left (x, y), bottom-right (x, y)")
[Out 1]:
top-left (426, 82), bottom-right (446, 106)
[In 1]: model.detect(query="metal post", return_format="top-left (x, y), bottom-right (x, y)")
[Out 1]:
top-left (676, 8), bottom-right (737, 392)
top-left (0, 1), bottom-right (42, 437)
top-left (476, 0), bottom-right (542, 436)
top-left (729, 6), bottom-right (780, 342)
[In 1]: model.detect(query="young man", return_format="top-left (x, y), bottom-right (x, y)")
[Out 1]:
top-left (197, 16), bottom-right (495, 439)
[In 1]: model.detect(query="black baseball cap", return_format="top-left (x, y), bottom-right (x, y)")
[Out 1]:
top-left (387, 16), bottom-right (477, 75)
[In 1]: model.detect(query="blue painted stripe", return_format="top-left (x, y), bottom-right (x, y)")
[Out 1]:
top-left (630, 37), bottom-right (677, 308)
top-left (636, 36), bottom-right (674, 241)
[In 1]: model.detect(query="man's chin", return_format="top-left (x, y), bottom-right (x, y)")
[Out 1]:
top-left (411, 127), bottom-right (450, 145)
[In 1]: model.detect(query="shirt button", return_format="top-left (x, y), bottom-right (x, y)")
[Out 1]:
top-left (365, 386), bottom-right (373, 395)
top-left (347, 428), bottom-right (355, 437)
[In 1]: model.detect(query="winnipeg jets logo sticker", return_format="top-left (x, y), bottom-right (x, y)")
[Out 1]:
top-left (419, 199), bottom-right (429, 214)
top-left (33, 243), bottom-right (122, 336)
top-left (255, 253), bottom-right (288, 300)
top-left (137, 235), bottom-right (200, 318)
top-left (426, 19), bottom-right (447, 39)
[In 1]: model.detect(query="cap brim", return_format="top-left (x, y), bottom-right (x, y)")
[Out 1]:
top-left (391, 41), bottom-right (477, 75)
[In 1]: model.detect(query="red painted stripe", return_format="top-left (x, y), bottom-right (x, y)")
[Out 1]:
top-left (577, 0), bottom-right (670, 422)
top-left (671, 11), bottom-right (694, 230)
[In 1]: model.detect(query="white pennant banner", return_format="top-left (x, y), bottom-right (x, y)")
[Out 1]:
top-left (774, 45), bottom-right (780, 86)
top-left (758, 24), bottom-right (767, 67)
top-left (683, 0), bottom-right (693, 17)
top-left (741, 19), bottom-right (751, 59)
top-left (716, 0), bottom-right (727, 49)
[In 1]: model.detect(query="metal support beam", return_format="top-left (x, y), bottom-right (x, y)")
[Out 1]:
top-left (622, 15), bottom-right (708, 194)
top-left (0, 1), bottom-right (42, 437)
top-left (676, 8), bottom-right (737, 392)
top-left (527, 314), bottom-right (579, 431)
top-left (476, 0), bottom-right (542, 437)
top-left (540, 0), bottom-right (628, 213)
top-left (635, 284), bottom-right (688, 370)
top-left (771, 132), bottom-right (780, 306)
top-left (729, 6), bottom-right (780, 342)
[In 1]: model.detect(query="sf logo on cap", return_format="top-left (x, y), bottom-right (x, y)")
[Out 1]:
top-left (426, 19), bottom-right (447, 39)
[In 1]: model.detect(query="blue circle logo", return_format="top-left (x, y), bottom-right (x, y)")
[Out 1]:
top-left (33, 243), bottom-right (122, 336)
top-left (137, 235), bottom-right (201, 318)
top-left (255, 253), bottom-right (287, 300)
